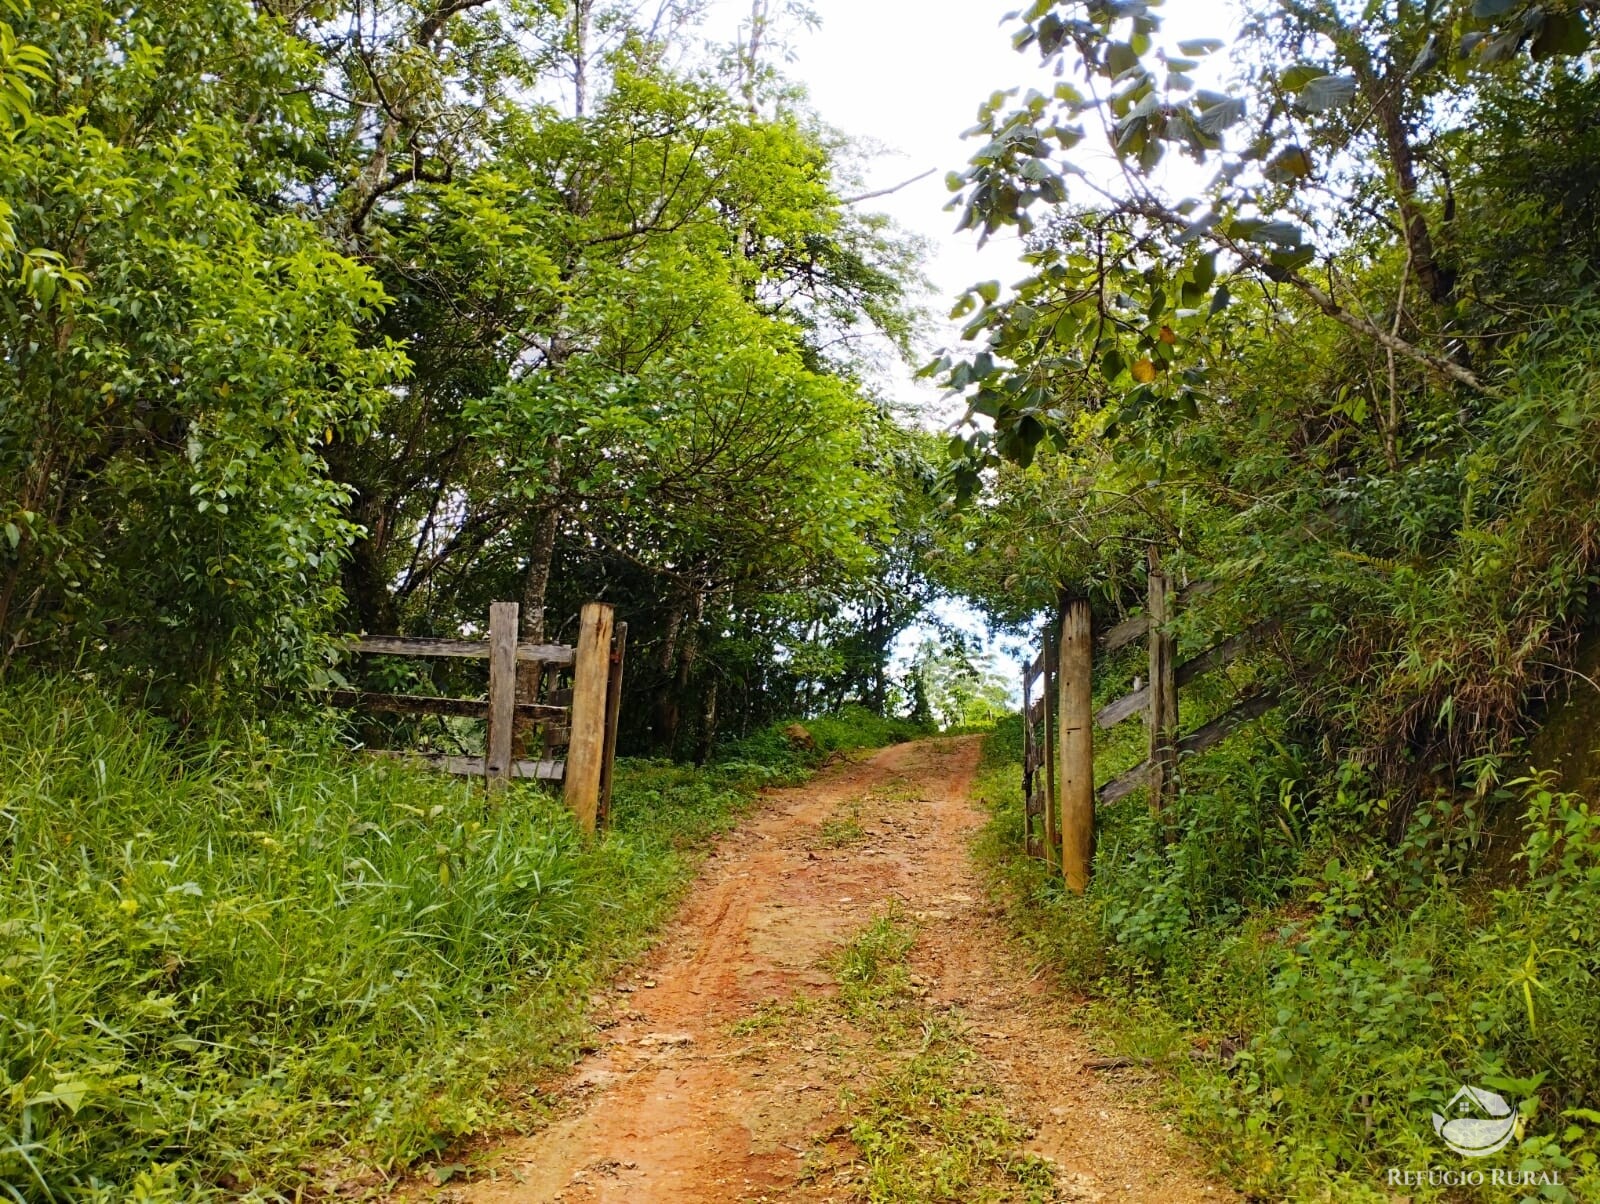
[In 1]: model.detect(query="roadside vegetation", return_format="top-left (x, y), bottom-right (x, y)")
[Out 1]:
top-left (833, 912), bottom-right (1060, 1204)
top-left (975, 717), bottom-right (1600, 1201)
top-left (0, 678), bottom-right (918, 1199)
top-left (931, 2), bottom-right (1600, 1200)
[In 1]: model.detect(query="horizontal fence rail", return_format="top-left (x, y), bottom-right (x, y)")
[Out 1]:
top-left (319, 602), bottom-right (626, 832)
top-left (345, 636), bottom-right (576, 665)
top-left (1021, 569), bottom-right (1281, 891)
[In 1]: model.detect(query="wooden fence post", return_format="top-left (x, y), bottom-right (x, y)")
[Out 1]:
top-left (486, 601), bottom-right (520, 788)
top-left (1021, 659), bottom-right (1038, 857)
top-left (563, 602), bottom-right (615, 833)
top-left (1042, 630), bottom-right (1059, 867)
top-left (596, 622), bottom-right (628, 828)
top-left (1059, 598), bottom-right (1094, 893)
top-left (1147, 550), bottom-right (1179, 832)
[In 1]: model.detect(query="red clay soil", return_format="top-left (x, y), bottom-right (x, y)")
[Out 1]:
top-left (400, 737), bottom-right (1234, 1203)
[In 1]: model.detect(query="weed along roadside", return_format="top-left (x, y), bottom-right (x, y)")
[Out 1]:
top-left (0, 678), bottom-right (922, 1198)
top-left (974, 714), bottom-right (1600, 1202)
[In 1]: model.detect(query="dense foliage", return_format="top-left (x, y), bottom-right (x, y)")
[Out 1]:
top-left (978, 711), bottom-right (1600, 1199)
top-left (937, 0), bottom-right (1600, 797)
top-left (940, 4), bottom-right (1600, 1197)
top-left (0, 0), bottom-right (936, 740)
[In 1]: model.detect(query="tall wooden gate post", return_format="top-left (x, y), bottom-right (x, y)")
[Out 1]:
top-left (596, 622), bottom-right (628, 828)
top-left (563, 602), bottom-right (615, 833)
top-left (1058, 598), bottom-right (1095, 893)
top-left (485, 602), bottom-right (520, 788)
top-left (1147, 551), bottom-right (1179, 833)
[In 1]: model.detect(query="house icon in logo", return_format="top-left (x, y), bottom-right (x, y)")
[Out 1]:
top-left (1432, 1085), bottom-right (1518, 1157)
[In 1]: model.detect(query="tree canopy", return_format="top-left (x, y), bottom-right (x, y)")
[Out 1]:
top-left (0, 0), bottom-right (939, 747)
top-left (932, 0), bottom-right (1600, 784)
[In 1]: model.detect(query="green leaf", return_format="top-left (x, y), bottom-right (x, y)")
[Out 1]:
top-left (1264, 146), bottom-right (1313, 182)
top-left (1178, 38), bottom-right (1225, 56)
top-left (1101, 348), bottom-right (1126, 382)
top-left (1107, 42), bottom-right (1139, 77)
top-left (1408, 33), bottom-right (1443, 77)
top-left (1472, 0), bottom-right (1519, 16)
top-left (1254, 220), bottom-right (1304, 246)
top-left (28, 1080), bottom-right (93, 1115)
top-left (1270, 245), bottom-right (1317, 271)
top-left (1280, 63), bottom-right (1326, 92)
top-left (1299, 74), bottom-right (1358, 112)
top-left (1194, 95), bottom-right (1246, 136)
top-left (1531, 12), bottom-right (1590, 59)
top-left (1479, 28), bottom-right (1525, 63)
top-left (3, 522), bottom-right (18, 548)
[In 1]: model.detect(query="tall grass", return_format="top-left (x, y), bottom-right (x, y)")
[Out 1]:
top-left (0, 677), bottom-right (907, 1200)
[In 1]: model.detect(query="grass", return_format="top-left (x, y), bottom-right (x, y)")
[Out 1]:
top-left (815, 805), bottom-right (867, 849)
top-left (972, 714), bottom-right (1600, 1203)
top-left (828, 912), bottom-right (1061, 1204)
top-left (0, 676), bottom-right (913, 1201)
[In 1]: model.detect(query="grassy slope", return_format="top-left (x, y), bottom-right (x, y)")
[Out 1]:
top-left (972, 716), bottom-right (1600, 1203)
top-left (0, 679), bottom-right (921, 1201)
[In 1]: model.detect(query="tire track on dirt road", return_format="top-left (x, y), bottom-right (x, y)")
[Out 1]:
top-left (407, 737), bottom-right (1233, 1203)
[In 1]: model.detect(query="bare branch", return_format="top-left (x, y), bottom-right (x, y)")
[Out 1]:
top-left (838, 168), bottom-right (936, 207)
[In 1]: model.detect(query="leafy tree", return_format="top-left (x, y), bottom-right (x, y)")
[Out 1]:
top-left (0, 0), bottom-right (401, 710)
top-left (934, 0), bottom-right (1597, 484)
top-left (0, 0), bottom-right (930, 739)
top-left (935, 0), bottom-right (1600, 789)
top-left (909, 637), bottom-right (1014, 730)
top-left (311, 14), bottom-right (926, 752)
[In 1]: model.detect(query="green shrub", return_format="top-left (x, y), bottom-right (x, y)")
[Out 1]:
top-left (976, 724), bottom-right (1600, 1201)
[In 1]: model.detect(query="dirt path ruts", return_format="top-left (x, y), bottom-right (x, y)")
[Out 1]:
top-left (414, 738), bottom-right (1233, 1203)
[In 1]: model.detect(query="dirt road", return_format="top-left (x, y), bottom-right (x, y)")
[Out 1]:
top-left (425, 738), bottom-right (1232, 1203)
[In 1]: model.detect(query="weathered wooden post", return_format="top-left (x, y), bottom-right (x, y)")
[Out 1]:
top-left (485, 601), bottom-right (520, 788)
top-left (563, 602), bottom-right (615, 833)
top-left (1021, 658), bottom-right (1039, 857)
top-left (1058, 597), bottom-right (1095, 893)
top-left (1147, 550), bottom-right (1179, 833)
top-left (596, 622), bottom-right (628, 828)
top-left (1041, 631), bottom-right (1060, 868)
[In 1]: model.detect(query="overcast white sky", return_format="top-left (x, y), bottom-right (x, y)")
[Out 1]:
top-left (693, 0), bottom-right (1241, 690)
top-left (703, 0), bottom-right (1240, 399)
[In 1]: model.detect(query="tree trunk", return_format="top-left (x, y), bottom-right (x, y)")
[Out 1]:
top-left (514, 445), bottom-right (564, 756)
top-left (870, 599), bottom-right (890, 714)
top-left (695, 677), bottom-right (719, 766)
top-left (572, 0), bottom-right (593, 117)
top-left (653, 601), bottom-right (686, 752)
top-left (519, 445), bottom-right (564, 644)
top-left (344, 503), bottom-right (399, 634)
top-left (1340, 32), bottom-right (1455, 305)
top-left (659, 586), bottom-right (707, 756)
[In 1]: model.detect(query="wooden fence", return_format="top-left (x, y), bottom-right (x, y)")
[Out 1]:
top-left (329, 601), bottom-right (627, 833)
top-left (1022, 555), bottom-right (1279, 890)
